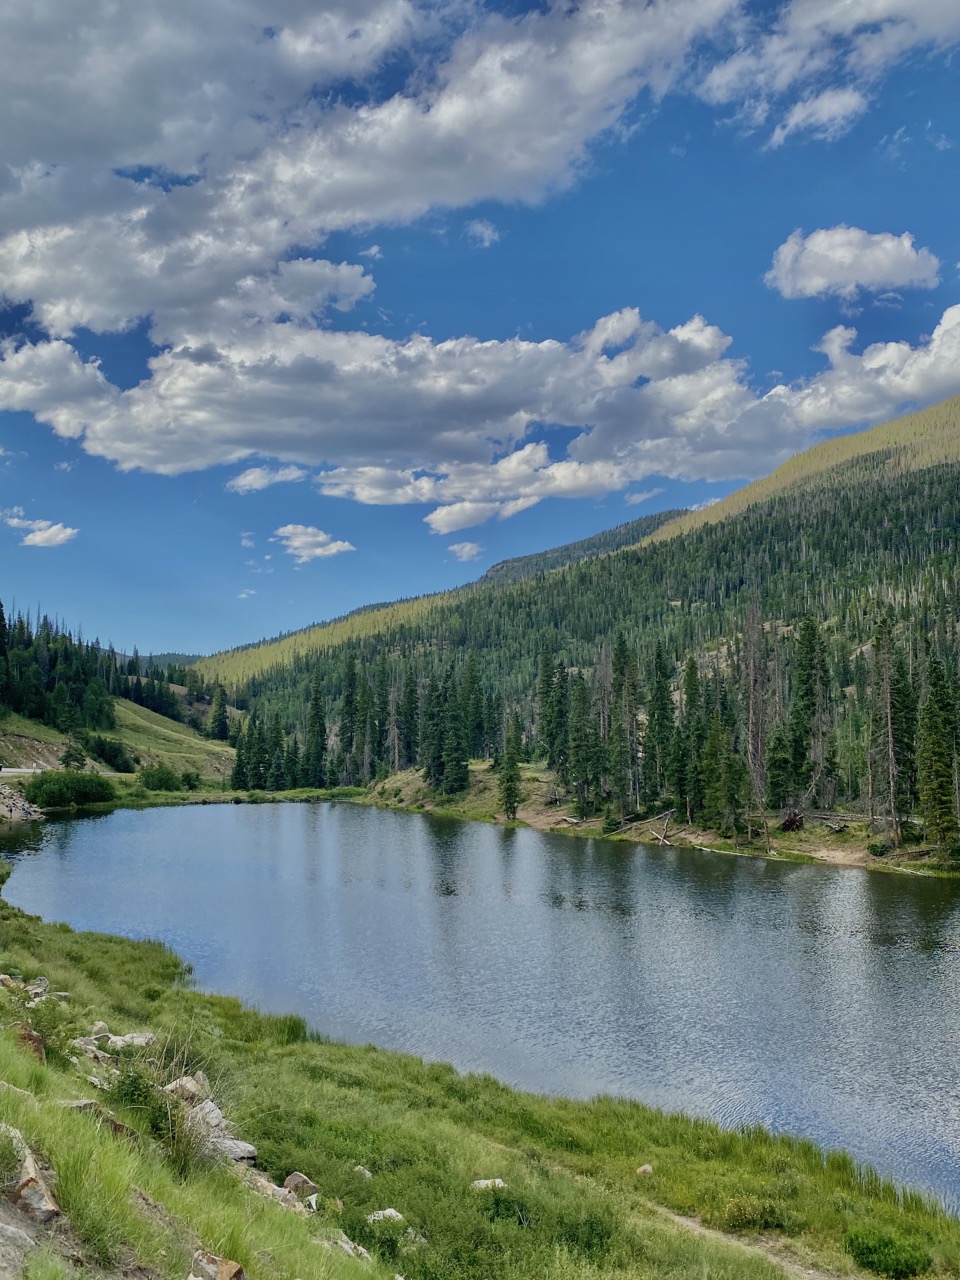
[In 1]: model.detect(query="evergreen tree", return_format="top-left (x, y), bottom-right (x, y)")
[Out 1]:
top-left (917, 656), bottom-right (959, 852)
top-left (398, 670), bottom-right (419, 768)
top-left (208, 685), bottom-right (229, 740)
top-left (230, 725), bottom-right (248, 790)
top-left (302, 671), bottom-right (327, 787)
top-left (499, 713), bottom-right (522, 820)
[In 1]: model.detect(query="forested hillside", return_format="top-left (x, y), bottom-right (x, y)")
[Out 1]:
top-left (206, 396), bottom-right (960, 853)
top-left (481, 507), bottom-right (682, 584)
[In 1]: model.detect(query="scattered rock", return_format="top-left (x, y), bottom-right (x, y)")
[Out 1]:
top-left (0, 1220), bottom-right (35, 1278)
top-left (0, 1082), bottom-right (34, 1104)
top-left (404, 1227), bottom-right (428, 1247)
top-left (283, 1171), bottom-right (318, 1200)
top-left (247, 1173), bottom-right (306, 1214)
top-left (0, 1125), bottom-right (59, 1223)
top-left (69, 1038), bottom-right (118, 1067)
top-left (105, 1031), bottom-right (156, 1050)
top-left (0, 975), bottom-right (23, 991)
top-left (90, 1020), bottom-right (110, 1037)
top-left (24, 978), bottom-right (48, 999)
top-left (305, 1193), bottom-right (319, 1213)
top-left (636, 1164), bottom-right (654, 1175)
top-left (188, 1248), bottom-right (245, 1279)
top-left (318, 1230), bottom-right (372, 1263)
top-left (354, 1164), bottom-right (373, 1179)
top-left (211, 1137), bottom-right (257, 1164)
top-left (367, 1208), bottom-right (404, 1224)
top-left (191, 1099), bottom-right (225, 1130)
top-left (194, 1069), bottom-right (212, 1097)
top-left (471, 1178), bottom-right (507, 1190)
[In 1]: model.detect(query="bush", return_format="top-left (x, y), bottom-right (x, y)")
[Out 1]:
top-left (845, 1225), bottom-right (932, 1278)
top-left (867, 842), bottom-right (889, 857)
top-left (708, 1194), bottom-right (801, 1234)
top-left (179, 769), bottom-right (201, 791)
top-left (84, 735), bottom-right (138, 773)
top-left (138, 763), bottom-right (182, 792)
top-left (24, 771), bottom-right (116, 808)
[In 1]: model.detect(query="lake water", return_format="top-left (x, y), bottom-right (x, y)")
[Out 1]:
top-left (2, 801), bottom-right (959, 1204)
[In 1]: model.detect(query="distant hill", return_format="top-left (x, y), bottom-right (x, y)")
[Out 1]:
top-left (481, 509), bottom-right (683, 584)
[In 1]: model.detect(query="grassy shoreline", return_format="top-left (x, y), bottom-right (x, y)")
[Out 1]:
top-left (0, 882), bottom-right (957, 1279)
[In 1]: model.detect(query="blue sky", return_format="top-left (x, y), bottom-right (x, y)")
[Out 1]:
top-left (1, 0), bottom-right (958, 656)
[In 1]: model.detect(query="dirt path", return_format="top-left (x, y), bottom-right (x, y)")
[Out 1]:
top-left (648, 1204), bottom-right (846, 1280)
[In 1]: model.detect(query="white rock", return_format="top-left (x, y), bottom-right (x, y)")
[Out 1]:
top-left (190, 1099), bottom-right (226, 1131)
top-left (471, 1178), bottom-right (507, 1190)
top-left (90, 1020), bottom-right (110, 1037)
top-left (353, 1164), bottom-right (373, 1179)
top-left (210, 1137), bottom-right (257, 1164)
top-left (319, 1231), bottom-right (372, 1263)
top-left (164, 1075), bottom-right (203, 1103)
top-left (367, 1208), bottom-right (404, 1224)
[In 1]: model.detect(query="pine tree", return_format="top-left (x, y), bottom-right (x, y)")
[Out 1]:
top-left (917, 656), bottom-right (959, 852)
top-left (398, 670), bottom-right (419, 767)
top-left (208, 684), bottom-right (229, 740)
top-left (302, 671), bottom-right (326, 787)
top-left (568, 673), bottom-right (596, 819)
top-left (230, 728), bottom-right (248, 790)
top-left (499, 713), bottom-right (522, 820)
top-left (440, 669), bottom-right (469, 794)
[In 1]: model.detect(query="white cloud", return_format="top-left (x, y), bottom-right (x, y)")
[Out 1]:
top-left (359, 245), bottom-right (383, 260)
top-left (701, 1), bottom-right (960, 145)
top-left (625, 487), bottom-right (664, 506)
top-left (768, 87), bottom-right (868, 147)
top-left (240, 531), bottom-right (255, 548)
top-left (426, 502), bottom-right (501, 535)
top-left (448, 541), bottom-right (482, 562)
top-left (4, 508), bottom-right (78, 547)
top-left (226, 464), bottom-right (308, 493)
top-left (237, 588), bottom-right (256, 599)
top-left (767, 226), bottom-right (941, 301)
top-left (465, 219), bottom-right (500, 249)
top-left (272, 524), bottom-right (355, 564)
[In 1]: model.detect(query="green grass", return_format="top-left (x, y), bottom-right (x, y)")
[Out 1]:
top-left (0, 893), bottom-right (957, 1279)
top-left (112, 701), bottom-right (234, 783)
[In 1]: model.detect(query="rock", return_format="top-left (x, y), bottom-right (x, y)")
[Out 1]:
top-left (0, 975), bottom-right (23, 991)
top-left (305, 1193), bottom-right (319, 1213)
top-left (57, 1099), bottom-right (140, 1143)
top-left (194, 1069), bottom-right (212, 1097)
top-left (90, 1020), bottom-right (110, 1037)
top-left (248, 1173), bottom-right (306, 1214)
top-left (367, 1208), bottom-right (404, 1224)
top-left (636, 1164), bottom-right (654, 1176)
top-left (471, 1178), bottom-right (507, 1190)
top-left (69, 1038), bottom-right (118, 1067)
top-left (188, 1249), bottom-right (245, 1279)
top-left (0, 1082), bottom-right (34, 1104)
top-left (10, 1025), bottom-right (45, 1064)
top-left (105, 1031), bottom-right (156, 1051)
top-left (190, 1099), bottom-right (226, 1130)
top-left (333, 1196), bottom-right (344, 1213)
top-left (0, 1221), bottom-right (35, 1278)
top-left (165, 1075), bottom-right (204, 1103)
top-left (283, 1171), bottom-right (319, 1200)
top-left (24, 977), bottom-right (48, 999)
top-left (318, 1230), bottom-right (372, 1263)
top-left (0, 1125), bottom-right (59, 1223)
top-left (354, 1164), bottom-right (373, 1179)
top-left (404, 1227), bottom-right (428, 1247)
top-left (209, 1137), bottom-right (257, 1164)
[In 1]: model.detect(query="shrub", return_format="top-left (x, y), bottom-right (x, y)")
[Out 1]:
top-left (84, 735), bottom-right (138, 773)
top-left (180, 769), bottom-right (201, 791)
top-left (24, 771), bottom-right (116, 808)
top-left (845, 1225), bottom-right (932, 1278)
top-left (867, 842), bottom-right (889, 857)
top-left (708, 1194), bottom-right (801, 1234)
top-left (138, 763), bottom-right (182, 792)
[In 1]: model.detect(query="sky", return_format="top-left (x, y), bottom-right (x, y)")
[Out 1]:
top-left (0, 0), bottom-right (958, 657)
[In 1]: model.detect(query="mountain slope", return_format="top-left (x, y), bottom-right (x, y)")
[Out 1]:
top-left (642, 394), bottom-right (960, 547)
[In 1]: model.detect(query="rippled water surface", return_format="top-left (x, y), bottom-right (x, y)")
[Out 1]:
top-left (3, 802), bottom-right (960, 1202)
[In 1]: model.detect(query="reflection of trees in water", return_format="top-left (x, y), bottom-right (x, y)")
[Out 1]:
top-left (860, 865), bottom-right (960, 951)
top-left (426, 813), bottom-right (466, 898)
top-left (540, 836), bottom-right (638, 919)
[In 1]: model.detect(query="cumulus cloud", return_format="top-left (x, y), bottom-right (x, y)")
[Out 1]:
top-left (272, 524), bottom-right (355, 564)
top-left (465, 219), bottom-right (500, 248)
top-left (3, 507), bottom-right (78, 547)
top-left (767, 226), bottom-right (941, 301)
top-left (226, 465), bottom-right (309, 493)
top-left (448, 541), bottom-right (482, 561)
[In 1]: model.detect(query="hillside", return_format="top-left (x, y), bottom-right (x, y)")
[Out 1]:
top-left (642, 394), bottom-right (960, 546)
top-left (481, 508), bottom-right (683, 584)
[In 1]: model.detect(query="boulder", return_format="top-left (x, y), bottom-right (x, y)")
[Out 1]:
top-left (190, 1099), bottom-right (226, 1131)
top-left (318, 1231), bottom-right (372, 1263)
top-left (353, 1164), bottom-right (373, 1179)
top-left (69, 1038), bottom-right (118, 1067)
top-left (90, 1020), bottom-right (110, 1037)
top-left (283, 1171), bottom-right (319, 1200)
top-left (0, 975), bottom-right (23, 991)
top-left (471, 1178), bottom-right (507, 1190)
top-left (105, 1032), bottom-right (156, 1051)
top-left (0, 1125), bottom-right (59, 1223)
top-left (164, 1075), bottom-right (204, 1103)
top-left (57, 1099), bottom-right (139, 1143)
top-left (247, 1173), bottom-right (306, 1214)
top-left (209, 1137), bottom-right (257, 1164)
top-left (636, 1164), bottom-right (654, 1176)
top-left (367, 1208), bottom-right (404, 1224)
top-left (24, 978), bottom-right (48, 999)
top-left (188, 1249), bottom-right (245, 1279)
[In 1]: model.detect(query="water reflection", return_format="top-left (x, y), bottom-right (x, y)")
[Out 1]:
top-left (3, 802), bottom-right (960, 1206)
